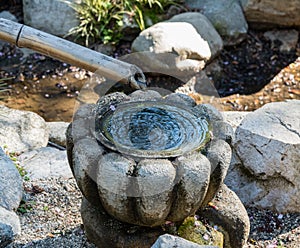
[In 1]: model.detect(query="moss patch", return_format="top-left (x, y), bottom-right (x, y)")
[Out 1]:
top-left (177, 216), bottom-right (223, 247)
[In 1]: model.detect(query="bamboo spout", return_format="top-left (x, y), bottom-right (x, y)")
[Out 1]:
top-left (0, 18), bottom-right (146, 89)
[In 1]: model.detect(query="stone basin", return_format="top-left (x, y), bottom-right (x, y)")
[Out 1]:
top-left (66, 89), bottom-right (249, 247)
top-left (67, 89), bottom-right (233, 225)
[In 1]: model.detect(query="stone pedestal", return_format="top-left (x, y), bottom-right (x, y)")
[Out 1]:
top-left (81, 197), bottom-right (163, 248)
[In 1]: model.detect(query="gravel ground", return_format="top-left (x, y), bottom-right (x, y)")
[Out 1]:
top-left (7, 178), bottom-right (95, 248)
top-left (7, 177), bottom-right (300, 248)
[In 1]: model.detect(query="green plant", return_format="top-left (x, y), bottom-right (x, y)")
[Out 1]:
top-left (17, 200), bottom-right (35, 214)
top-left (64, 0), bottom-right (182, 46)
top-left (43, 205), bottom-right (49, 211)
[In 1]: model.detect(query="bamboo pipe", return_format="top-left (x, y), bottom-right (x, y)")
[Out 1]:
top-left (0, 18), bottom-right (146, 89)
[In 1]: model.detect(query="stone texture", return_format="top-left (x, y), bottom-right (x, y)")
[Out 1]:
top-left (134, 159), bottom-right (176, 225)
top-left (151, 234), bottom-right (218, 248)
top-left (194, 103), bottom-right (224, 122)
top-left (18, 147), bottom-right (72, 179)
top-left (194, 105), bottom-right (235, 145)
top-left (72, 137), bottom-right (103, 206)
top-left (131, 13), bottom-right (222, 77)
top-left (199, 184), bottom-right (250, 248)
top-left (81, 197), bottom-right (163, 248)
top-left (184, 0), bottom-right (248, 46)
top-left (0, 221), bottom-right (14, 248)
top-left (164, 93), bottom-right (197, 107)
top-left (229, 100), bottom-right (300, 213)
top-left (0, 206), bottom-right (21, 246)
top-left (167, 13), bottom-right (223, 58)
top-left (97, 153), bottom-right (177, 226)
top-left (202, 139), bottom-right (231, 207)
top-left (222, 111), bottom-right (249, 132)
top-left (46, 121), bottom-right (69, 147)
top-left (263, 30), bottom-right (299, 52)
top-left (240, 0), bottom-right (300, 28)
top-left (0, 147), bottom-right (23, 212)
top-left (0, 105), bottom-right (49, 153)
top-left (167, 153), bottom-right (211, 222)
top-left (23, 0), bottom-right (80, 36)
top-left (211, 121), bottom-right (235, 146)
top-left (129, 89), bottom-right (162, 101)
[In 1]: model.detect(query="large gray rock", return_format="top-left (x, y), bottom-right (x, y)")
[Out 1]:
top-left (240, 0), bottom-right (300, 28)
top-left (22, 0), bottom-right (80, 36)
top-left (18, 147), bottom-right (72, 180)
top-left (131, 13), bottom-right (222, 77)
top-left (227, 100), bottom-right (300, 213)
top-left (0, 105), bottom-right (49, 153)
top-left (184, 0), bottom-right (248, 46)
top-left (151, 234), bottom-right (217, 248)
top-left (46, 121), bottom-right (69, 147)
top-left (0, 206), bottom-right (21, 246)
top-left (0, 148), bottom-right (23, 212)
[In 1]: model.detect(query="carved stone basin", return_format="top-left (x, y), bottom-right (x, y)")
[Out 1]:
top-left (66, 89), bottom-right (250, 247)
top-left (67, 89), bottom-right (233, 226)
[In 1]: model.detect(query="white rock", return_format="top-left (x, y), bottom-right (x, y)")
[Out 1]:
top-left (18, 147), bottom-right (73, 179)
top-left (151, 234), bottom-right (217, 248)
top-left (0, 105), bottom-right (49, 153)
top-left (167, 12), bottom-right (223, 58)
top-left (228, 100), bottom-right (300, 212)
top-left (22, 0), bottom-right (80, 36)
top-left (131, 13), bottom-right (222, 77)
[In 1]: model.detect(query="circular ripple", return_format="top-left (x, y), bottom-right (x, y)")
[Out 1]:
top-left (95, 101), bottom-right (210, 158)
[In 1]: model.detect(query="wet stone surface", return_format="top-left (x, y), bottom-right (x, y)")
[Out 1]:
top-left (95, 100), bottom-right (210, 158)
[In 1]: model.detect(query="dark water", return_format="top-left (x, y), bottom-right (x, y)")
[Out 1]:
top-left (98, 101), bottom-right (210, 158)
top-left (128, 107), bottom-right (181, 150)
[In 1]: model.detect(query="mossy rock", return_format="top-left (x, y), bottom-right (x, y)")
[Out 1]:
top-left (177, 217), bottom-right (223, 247)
